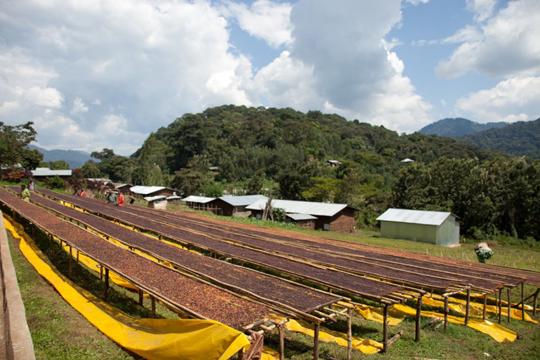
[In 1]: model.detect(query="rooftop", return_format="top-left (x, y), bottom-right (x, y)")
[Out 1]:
top-left (219, 194), bottom-right (268, 207)
top-left (130, 186), bottom-right (169, 195)
top-left (286, 213), bottom-right (317, 221)
top-left (376, 208), bottom-right (454, 226)
top-left (31, 167), bottom-right (72, 177)
top-left (182, 195), bottom-right (215, 204)
top-left (247, 199), bottom-right (349, 217)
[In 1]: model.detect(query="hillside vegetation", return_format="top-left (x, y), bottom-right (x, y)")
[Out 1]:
top-left (419, 117), bottom-right (507, 137)
top-left (68, 105), bottom-right (539, 241)
top-left (464, 118), bottom-right (540, 158)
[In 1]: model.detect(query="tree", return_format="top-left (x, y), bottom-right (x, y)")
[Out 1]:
top-left (171, 155), bottom-right (214, 195)
top-left (246, 170), bottom-right (265, 194)
top-left (0, 121), bottom-right (43, 169)
top-left (91, 148), bottom-right (135, 182)
top-left (80, 160), bottom-right (102, 178)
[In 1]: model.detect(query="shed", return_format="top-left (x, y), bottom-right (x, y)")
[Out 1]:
top-left (376, 208), bottom-right (460, 247)
top-left (144, 195), bottom-right (168, 210)
top-left (31, 167), bottom-right (72, 177)
top-left (181, 195), bottom-right (217, 211)
top-left (285, 213), bottom-right (317, 229)
top-left (209, 195), bottom-right (268, 217)
top-left (115, 183), bottom-right (132, 194)
top-left (247, 199), bottom-right (356, 232)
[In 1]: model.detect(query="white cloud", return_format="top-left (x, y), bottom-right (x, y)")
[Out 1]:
top-left (466, 0), bottom-right (497, 22)
top-left (221, 0), bottom-right (292, 48)
top-left (71, 97), bottom-right (88, 114)
top-left (406, 0), bottom-right (430, 5)
top-left (437, 0), bottom-right (540, 79)
top-left (456, 76), bottom-right (540, 123)
top-left (253, 0), bottom-right (432, 132)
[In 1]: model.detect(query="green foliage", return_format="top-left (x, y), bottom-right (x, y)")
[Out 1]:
top-left (0, 121), bottom-right (43, 169)
top-left (393, 157), bottom-right (540, 240)
top-left (80, 160), bottom-right (102, 178)
top-left (170, 155), bottom-right (214, 195)
top-left (91, 148), bottom-right (135, 182)
top-left (46, 176), bottom-right (65, 189)
top-left (420, 117), bottom-right (508, 137)
top-left (40, 160), bottom-right (70, 170)
top-left (465, 118), bottom-right (540, 158)
top-left (246, 170), bottom-right (265, 194)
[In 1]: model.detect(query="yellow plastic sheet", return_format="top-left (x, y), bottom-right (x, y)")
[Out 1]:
top-left (354, 304), bottom-right (404, 326)
top-left (271, 316), bottom-right (383, 355)
top-left (4, 217), bottom-right (250, 360)
top-left (392, 303), bottom-right (517, 343)
top-left (426, 294), bottom-right (538, 324)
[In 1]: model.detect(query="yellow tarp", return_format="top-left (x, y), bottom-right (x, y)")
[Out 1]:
top-left (271, 316), bottom-right (383, 355)
top-left (4, 217), bottom-right (250, 360)
top-left (392, 303), bottom-right (517, 343)
top-left (425, 294), bottom-right (538, 324)
top-left (354, 304), bottom-right (404, 326)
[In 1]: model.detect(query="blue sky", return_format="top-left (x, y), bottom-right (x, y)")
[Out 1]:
top-left (0, 0), bottom-right (538, 154)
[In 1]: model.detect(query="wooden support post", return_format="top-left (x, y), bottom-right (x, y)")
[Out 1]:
top-left (68, 245), bottom-right (73, 276)
top-left (347, 309), bottom-right (352, 360)
top-left (104, 268), bottom-right (109, 300)
top-left (415, 295), bottom-right (422, 342)
top-left (483, 294), bottom-right (487, 321)
top-left (534, 289), bottom-right (539, 317)
top-left (151, 296), bottom-right (156, 317)
top-left (237, 349), bottom-right (244, 360)
top-left (382, 304), bottom-right (389, 353)
top-left (313, 323), bottom-right (320, 360)
top-left (76, 249), bottom-right (79, 263)
top-left (465, 289), bottom-right (471, 326)
top-left (99, 264), bottom-right (103, 280)
top-left (507, 287), bottom-right (511, 323)
top-left (138, 289), bottom-right (144, 306)
top-left (498, 288), bottom-right (502, 324)
top-left (444, 296), bottom-right (449, 331)
top-left (278, 323), bottom-right (285, 360)
top-left (520, 282), bottom-right (525, 321)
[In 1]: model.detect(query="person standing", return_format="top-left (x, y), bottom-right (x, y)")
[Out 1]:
top-left (117, 192), bottom-right (125, 207)
top-left (21, 184), bottom-right (31, 202)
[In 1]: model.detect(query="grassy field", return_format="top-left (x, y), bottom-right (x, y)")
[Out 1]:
top-left (5, 196), bottom-right (540, 360)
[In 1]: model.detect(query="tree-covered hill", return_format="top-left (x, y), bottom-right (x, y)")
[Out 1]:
top-left (419, 117), bottom-right (508, 137)
top-left (464, 118), bottom-right (540, 158)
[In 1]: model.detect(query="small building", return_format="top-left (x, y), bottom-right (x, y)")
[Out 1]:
top-left (285, 213), bottom-right (317, 229)
top-left (31, 167), bottom-right (72, 177)
top-left (326, 159), bottom-right (342, 167)
top-left (181, 195), bottom-right (217, 211)
top-left (400, 158), bottom-right (415, 163)
top-left (376, 208), bottom-right (460, 247)
top-left (129, 186), bottom-right (176, 198)
top-left (115, 183), bottom-right (132, 194)
top-left (209, 195), bottom-right (268, 217)
top-left (247, 199), bottom-right (356, 232)
top-left (144, 195), bottom-right (168, 210)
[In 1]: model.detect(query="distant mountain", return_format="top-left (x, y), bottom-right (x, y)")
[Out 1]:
top-left (419, 118), bottom-right (508, 137)
top-left (464, 118), bottom-right (540, 158)
top-left (29, 145), bottom-right (93, 168)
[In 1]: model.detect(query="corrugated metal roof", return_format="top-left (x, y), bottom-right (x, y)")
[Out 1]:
top-left (219, 195), bottom-right (268, 207)
top-left (286, 213), bottom-right (317, 221)
top-left (246, 199), bottom-right (348, 217)
top-left (376, 208), bottom-right (453, 226)
top-left (31, 168), bottom-right (72, 177)
top-left (181, 195), bottom-right (215, 204)
top-left (130, 186), bottom-right (166, 195)
top-left (167, 195), bottom-right (182, 200)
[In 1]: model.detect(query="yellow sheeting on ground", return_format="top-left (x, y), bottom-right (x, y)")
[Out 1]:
top-left (426, 294), bottom-right (538, 324)
top-left (354, 304), bottom-right (404, 326)
top-left (271, 316), bottom-right (383, 355)
top-left (392, 303), bottom-right (517, 343)
top-left (4, 217), bottom-right (250, 360)
top-left (261, 347), bottom-right (280, 360)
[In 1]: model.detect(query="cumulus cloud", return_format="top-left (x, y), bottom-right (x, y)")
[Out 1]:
top-left (456, 76), bottom-right (540, 123)
top-left (437, 0), bottom-right (540, 79)
top-left (466, 0), bottom-right (497, 22)
top-left (0, 0), bottom-right (252, 154)
top-left (259, 0), bottom-right (432, 132)
top-left (221, 0), bottom-right (292, 48)
top-left (1, 0), bottom-right (433, 154)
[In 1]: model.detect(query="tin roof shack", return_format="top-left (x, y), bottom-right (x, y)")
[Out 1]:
top-left (376, 208), bottom-right (460, 247)
top-left (181, 195), bottom-right (217, 212)
top-left (209, 195), bottom-right (268, 217)
top-left (247, 199), bottom-right (356, 232)
top-left (129, 186), bottom-right (176, 198)
top-left (285, 213), bottom-right (317, 229)
top-left (115, 183), bottom-right (132, 194)
top-left (31, 167), bottom-right (72, 177)
top-left (144, 195), bottom-right (168, 210)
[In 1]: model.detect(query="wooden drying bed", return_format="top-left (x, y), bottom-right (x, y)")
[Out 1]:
top-left (28, 192), bottom-right (341, 320)
top-left (0, 190), bottom-right (271, 330)
top-left (36, 190), bottom-right (408, 304)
